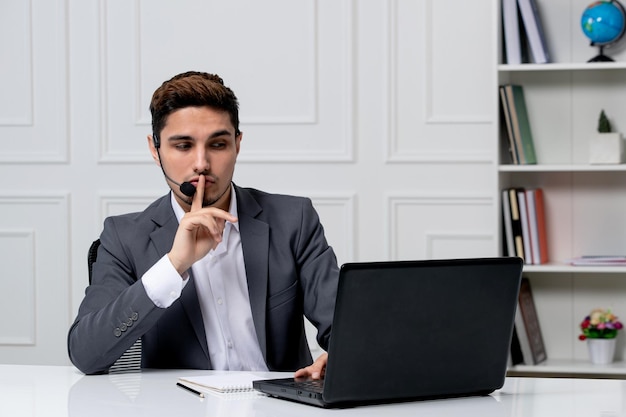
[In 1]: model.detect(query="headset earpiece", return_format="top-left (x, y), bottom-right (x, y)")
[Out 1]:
top-left (152, 133), bottom-right (160, 149)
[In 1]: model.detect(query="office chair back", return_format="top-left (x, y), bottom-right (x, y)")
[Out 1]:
top-left (88, 239), bottom-right (100, 284)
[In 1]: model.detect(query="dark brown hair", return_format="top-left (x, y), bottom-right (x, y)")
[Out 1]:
top-left (149, 71), bottom-right (240, 140)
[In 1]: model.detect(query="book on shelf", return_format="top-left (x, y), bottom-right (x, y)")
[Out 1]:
top-left (517, 0), bottom-right (550, 64)
top-left (177, 372), bottom-right (264, 396)
top-left (507, 188), bottom-right (526, 261)
top-left (515, 277), bottom-right (547, 365)
top-left (526, 188), bottom-right (548, 264)
top-left (499, 85), bottom-right (537, 165)
top-left (566, 256), bottom-right (626, 266)
top-left (502, 189), bottom-right (516, 257)
top-left (517, 189), bottom-right (533, 264)
top-left (502, 187), bottom-right (548, 264)
top-left (506, 84), bottom-right (537, 165)
top-left (499, 86), bottom-right (519, 164)
top-left (509, 325), bottom-right (525, 366)
top-left (501, 0), bottom-right (522, 64)
top-left (513, 314), bottom-right (533, 366)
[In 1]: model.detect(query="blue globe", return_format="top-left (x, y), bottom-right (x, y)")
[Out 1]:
top-left (581, 1), bottom-right (626, 45)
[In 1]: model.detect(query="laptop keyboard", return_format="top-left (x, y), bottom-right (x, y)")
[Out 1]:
top-left (288, 378), bottom-right (325, 394)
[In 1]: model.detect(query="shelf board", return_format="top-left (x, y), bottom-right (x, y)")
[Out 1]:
top-left (499, 164), bottom-right (626, 172)
top-left (523, 263), bottom-right (626, 274)
top-left (498, 62), bottom-right (626, 72)
top-left (507, 359), bottom-right (626, 379)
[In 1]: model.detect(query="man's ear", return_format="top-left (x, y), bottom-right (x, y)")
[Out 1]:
top-left (235, 131), bottom-right (243, 156)
top-left (147, 135), bottom-right (160, 165)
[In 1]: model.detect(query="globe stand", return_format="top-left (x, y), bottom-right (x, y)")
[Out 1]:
top-left (587, 45), bottom-right (616, 62)
top-left (581, 0), bottom-right (626, 64)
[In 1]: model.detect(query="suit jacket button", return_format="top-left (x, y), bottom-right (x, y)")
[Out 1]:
top-left (114, 328), bottom-right (122, 337)
top-left (131, 312), bottom-right (139, 321)
top-left (125, 318), bottom-right (133, 327)
top-left (120, 323), bottom-right (127, 332)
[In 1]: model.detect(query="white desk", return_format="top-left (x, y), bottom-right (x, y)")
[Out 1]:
top-left (1, 364), bottom-right (625, 416)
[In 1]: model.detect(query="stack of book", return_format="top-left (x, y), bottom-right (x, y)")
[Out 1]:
top-left (510, 277), bottom-right (547, 366)
top-left (499, 84), bottom-right (537, 165)
top-left (502, 187), bottom-right (548, 265)
top-left (566, 256), bottom-right (626, 266)
top-left (501, 0), bottom-right (550, 64)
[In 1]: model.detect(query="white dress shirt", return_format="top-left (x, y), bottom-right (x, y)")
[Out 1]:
top-left (141, 186), bottom-right (268, 371)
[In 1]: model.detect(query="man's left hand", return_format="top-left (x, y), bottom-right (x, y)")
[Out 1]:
top-left (294, 352), bottom-right (328, 379)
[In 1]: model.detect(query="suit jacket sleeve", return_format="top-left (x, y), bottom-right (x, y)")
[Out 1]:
top-left (67, 212), bottom-right (169, 374)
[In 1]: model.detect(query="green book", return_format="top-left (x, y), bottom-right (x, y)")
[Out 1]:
top-left (506, 84), bottom-right (537, 165)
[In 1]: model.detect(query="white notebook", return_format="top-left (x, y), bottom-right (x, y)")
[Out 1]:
top-left (177, 372), bottom-right (264, 396)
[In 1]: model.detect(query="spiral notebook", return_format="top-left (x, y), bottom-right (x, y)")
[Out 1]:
top-left (177, 372), bottom-right (264, 397)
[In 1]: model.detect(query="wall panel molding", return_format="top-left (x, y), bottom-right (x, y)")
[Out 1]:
top-left (0, 193), bottom-right (69, 363)
top-left (0, 0), bottom-right (33, 126)
top-left (0, 230), bottom-right (36, 345)
top-left (386, 193), bottom-right (494, 260)
top-left (307, 193), bottom-right (356, 264)
top-left (425, 232), bottom-right (493, 259)
top-left (0, 0), bottom-right (69, 163)
top-left (385, 0), bottom-right (492, 164)
top-left (98, 0), bottom-right (355, 164)
top-left (99, 192), bottom-right (163, 223)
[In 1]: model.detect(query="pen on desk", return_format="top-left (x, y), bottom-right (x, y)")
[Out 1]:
top-left (176, 382), bottom-right (205, 398)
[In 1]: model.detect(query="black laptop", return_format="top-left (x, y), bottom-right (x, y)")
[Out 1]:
top-left (253, 257), bottom-right (523, 408)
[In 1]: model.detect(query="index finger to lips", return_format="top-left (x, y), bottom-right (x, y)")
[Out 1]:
top-left (191, 176), bottom-right (205, 212)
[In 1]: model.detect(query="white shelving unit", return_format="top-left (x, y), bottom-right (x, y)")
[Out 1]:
top-left (507, 359), bottom-right (626, 379)
top-left (495, 0), bottom-right (626, 377)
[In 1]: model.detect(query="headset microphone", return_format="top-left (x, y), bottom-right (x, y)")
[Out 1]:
top-left (179, 181), bottom-right (196, 197)
top-left (153, 133), bottom-right (197, 198)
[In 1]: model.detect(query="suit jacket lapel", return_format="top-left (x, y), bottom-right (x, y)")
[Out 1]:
top-left (235, 186), bottom-right (270, 361)
top-left (148, 194), bottom-right (210, 363)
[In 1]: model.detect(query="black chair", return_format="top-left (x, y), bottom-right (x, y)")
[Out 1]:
top-left (87, 239), bottom-right (100, 284)
top-left (87, 238), bottom-right (142, 372)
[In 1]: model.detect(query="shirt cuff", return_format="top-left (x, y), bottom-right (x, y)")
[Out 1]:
top-left (141, 255), bottom-right (188, 308)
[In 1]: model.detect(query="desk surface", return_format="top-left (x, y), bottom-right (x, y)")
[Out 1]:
top-left (1, 364), bottom-right (624, 416)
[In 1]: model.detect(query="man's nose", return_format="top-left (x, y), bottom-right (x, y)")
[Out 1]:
top-left (193, 148), bottom-right (209, 173)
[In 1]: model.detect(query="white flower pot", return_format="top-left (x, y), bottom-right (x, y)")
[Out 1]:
top-left (589, 132), bottom-right (624, 164)
top-left (587, 338), bottom-right (616, 364)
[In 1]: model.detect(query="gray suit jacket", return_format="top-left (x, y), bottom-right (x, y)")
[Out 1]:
top-left (68, 186), bottom-right (339, 375)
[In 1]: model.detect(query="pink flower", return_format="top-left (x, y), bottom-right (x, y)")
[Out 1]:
top-left (579, 308), bottom-right (622, 340)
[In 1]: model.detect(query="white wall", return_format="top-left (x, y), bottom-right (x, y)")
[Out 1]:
top-left (0, 0), bottom-right (496, 365)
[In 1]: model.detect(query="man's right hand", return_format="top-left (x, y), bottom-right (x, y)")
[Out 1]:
top-left (167, 176), bottom-right (237, 276)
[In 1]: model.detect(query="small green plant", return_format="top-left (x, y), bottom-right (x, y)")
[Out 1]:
top-left (598, 110), bottom-right (612, 133)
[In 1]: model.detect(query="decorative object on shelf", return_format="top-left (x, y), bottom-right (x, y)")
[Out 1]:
top-left (590, 109), bottom-right (624, 164)
top-left (581, 0), bottom-right (626, 62)
top-left (579, 308), bottom-right (623, 364)
top-left (587, 338), bottom-right (617, 364)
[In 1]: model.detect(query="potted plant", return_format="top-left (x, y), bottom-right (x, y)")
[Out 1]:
top-left (579, 308), bottom-right (623, 364)
top-left (590, 110), bottom-right (624, 164)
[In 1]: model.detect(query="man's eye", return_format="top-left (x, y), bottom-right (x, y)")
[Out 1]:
top-left (175, 143), bottom-right (191, 150)
top-left (211, 142), bottom-right (226, 149)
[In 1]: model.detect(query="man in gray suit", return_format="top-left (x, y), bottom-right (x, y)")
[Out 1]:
top-left (68, 72), bottom-right (339, 377)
